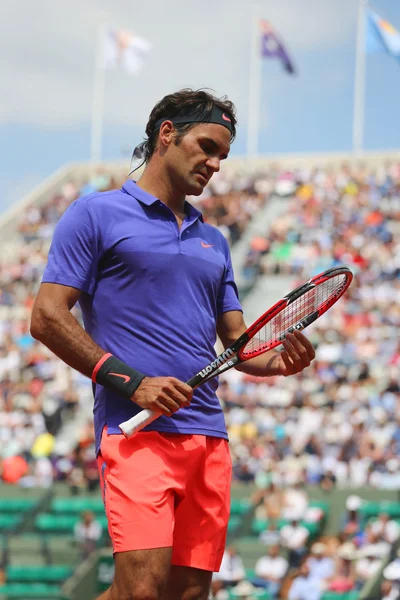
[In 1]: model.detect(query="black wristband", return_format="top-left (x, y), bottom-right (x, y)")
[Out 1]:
top-left (92, 354), bottom-right (145, 399)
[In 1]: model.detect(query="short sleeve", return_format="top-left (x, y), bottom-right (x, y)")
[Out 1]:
top-left (42, 199), bottom-right (101, 294)
top-left (217, 237), bottom-right (242, 315)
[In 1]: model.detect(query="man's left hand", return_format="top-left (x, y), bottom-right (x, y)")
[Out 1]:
top-left (268, 330), bottom-right (316, 376)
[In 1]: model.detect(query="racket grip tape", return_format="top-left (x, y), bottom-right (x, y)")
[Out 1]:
top-left (119, 409), bottom-right (159, 438)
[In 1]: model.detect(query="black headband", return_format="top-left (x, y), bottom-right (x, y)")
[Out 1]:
top-left (129, 105), bottom-right (233, 175)
top-left (153, 105), bottom-right (234, 134)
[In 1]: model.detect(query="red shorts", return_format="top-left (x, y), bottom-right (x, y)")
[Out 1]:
top-left (97, 428), bottom-right (231, 572)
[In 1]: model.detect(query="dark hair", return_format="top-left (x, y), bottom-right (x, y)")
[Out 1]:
top-left (144, 88), bottom-right (237, 162)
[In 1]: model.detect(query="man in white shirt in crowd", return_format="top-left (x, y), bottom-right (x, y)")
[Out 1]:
top-left (381, 580), bottom-right (400, 600)
top-left (370, 512), bottom-right (400, 544)
top-left (382, 556), bottom-right (400, 600)
top-left (354, 545), bottom-right (383, 589)
top-left (280, 518), bottom-right (310, 568)
top-left (74, 510), bottom-right (103, 558)
top-left (211, 545), bottom-right (245, 598)
top-left (306, 542), bottom-right (334, 584)
top-left (288, 563), bottom-right (322, 600)
top-left (259, 521), bottom-right (280, 546)
top-left (252, 544), bottom-right (288, 598)
top-left (281, 480), bottom-right (309, 521)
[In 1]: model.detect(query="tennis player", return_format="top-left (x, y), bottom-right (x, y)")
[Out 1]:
top-left (31, 89), bottom-right (316, 600)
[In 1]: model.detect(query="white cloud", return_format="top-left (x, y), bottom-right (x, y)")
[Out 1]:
top-left (0, 0), bottom-right (356, 127)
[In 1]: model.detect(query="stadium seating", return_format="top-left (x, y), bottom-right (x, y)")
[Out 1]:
top-left (227, 515), bottom-right (242, 534)
top-left (320, 593), bottom-right (359, 600)
top-left (0, 583), bottom-right (66, 598)
top-left (230, 498), bottom-right (252, 516)
top-left (35, 513), bottom-right (108, 534)
top-left (50, 497), bottom-right (104, 515)
top-left (359, 501), bottom-right (400, 520)
top-left (0, 515), bottom-right (22, 531)
top-left (6, 565), bottom-right (72, 584)
top-left (251, 517), bottom-right (320, 539)
top-left (0, 500), bottom-right (39, 513)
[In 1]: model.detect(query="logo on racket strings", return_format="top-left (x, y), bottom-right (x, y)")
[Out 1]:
top-left (198, 348), bottom-right (235, 378)
top-left (278, 321), bottom-right (305, 341)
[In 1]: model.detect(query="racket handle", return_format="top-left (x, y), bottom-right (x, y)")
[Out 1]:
top-left (119, 376), bottom-right (196, 438)
top-left (119, 409), bottom-right (160, 438)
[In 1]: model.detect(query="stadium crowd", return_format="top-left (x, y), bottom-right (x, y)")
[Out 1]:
top-left (0, 169), bottom-right (267, 489)
top-left (225, 161), bottom-right (400, 491)
top-left (212, 495), bottom-right (400, 599)
top-left (0, 161), bottom-right (399, 598)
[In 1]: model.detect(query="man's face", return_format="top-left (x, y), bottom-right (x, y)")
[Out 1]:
top-left (300, 564), bottom-right (309, 577)
top-left (83, 511), bottom-right (93, 525)
top-left (269, 545), bottom-right (279, 558)
top-left (163, 122), bottom-right (231, 196)
top-left (380, 513), bottom-right (389, 524)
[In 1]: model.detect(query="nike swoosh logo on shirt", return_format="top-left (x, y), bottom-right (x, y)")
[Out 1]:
top-left (201, 242), bottom-right (214, 248)
top-left (109, 373), bottom-right (131, 384)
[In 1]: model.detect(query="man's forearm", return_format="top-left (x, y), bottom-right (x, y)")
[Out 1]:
top-left (31, 305), bottom-right (106, 379)
top-left (235, 349), bottom-right (282, 377)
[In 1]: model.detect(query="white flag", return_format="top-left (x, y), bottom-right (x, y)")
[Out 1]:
top-left (104, 29), bottom-right (152, 75)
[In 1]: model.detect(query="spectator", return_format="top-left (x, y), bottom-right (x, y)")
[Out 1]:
top-left (228, 580), bottom-right (258, 599)
top-left (341, 495), bottom-right (364, 539)
top-left (384, 550), bottom-right (400, 581)
top-left (288, 563), bottom-right (322, 600)
top-left (326, 542), bottom-right (356, 594)
top-left (319, 469), bottom-right (336, 492)
top-left (381, 580), bottom-right (400, 600)
top-left (280, 518), bottom-right (309, 568)
top-left (254, 481), bottom-right (282, 521)
top-left (370, 512), bottom-right (400, 544)
top-left (281, 480), bottom-right (309, 521)
top-left (73, 510), bottom-right (103, 558)
top-left (211, 545), bottom-right (245, 597)
top-left (252, 544), bottom-right (288, 597)
top-left (361, 527), bottom-right (391, 559)
top-left (0, 455), bottom-right (29, 484)
top-left (259, 521), bottom-right (280, 546)
top-left (306, 542), bottom-right (334, 583)
top-left (354, 545), bottom-right (383, 589)
top-left (383, 555), bottom-right (400, 599)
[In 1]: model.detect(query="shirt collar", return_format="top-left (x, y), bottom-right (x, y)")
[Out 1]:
top-left (122, 179), bottom-right (204, 223)
top-left (122, 179), bottom-right (158, 206)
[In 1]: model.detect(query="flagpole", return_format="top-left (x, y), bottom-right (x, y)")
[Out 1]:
top-left (352, 0), bottom-right (367, 154)
top-left (247, 5), bottom-right (262, 159)
top-left (90, 22), bottom-right (106, 164)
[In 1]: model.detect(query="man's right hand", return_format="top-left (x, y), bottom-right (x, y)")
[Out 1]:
top-left (131, 377), bottom-right (193, 416)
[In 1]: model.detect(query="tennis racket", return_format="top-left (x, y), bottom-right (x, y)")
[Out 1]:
top-left (119, 266), bottom-right (353, 438)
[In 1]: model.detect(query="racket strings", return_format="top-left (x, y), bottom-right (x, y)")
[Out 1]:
top-left (242, 274), bottom-right (348, 357)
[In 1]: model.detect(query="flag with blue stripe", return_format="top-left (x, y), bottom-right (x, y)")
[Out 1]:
top-left (366, 9), bottom-right (400, 63)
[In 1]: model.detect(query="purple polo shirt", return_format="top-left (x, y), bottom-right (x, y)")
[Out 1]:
top-left (42, 180), bottom-right (242, 452)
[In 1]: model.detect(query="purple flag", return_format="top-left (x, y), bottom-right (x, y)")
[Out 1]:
top-left (260, 20), bottom-right (296, 75)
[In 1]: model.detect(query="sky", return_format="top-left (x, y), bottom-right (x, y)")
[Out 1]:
top-left (1, 0), bottom-right (400, 213)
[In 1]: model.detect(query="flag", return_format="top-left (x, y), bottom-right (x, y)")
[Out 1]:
top-left (366, 9), bottom-right (400, 63)
top-left (104, 29), bottom-right (152, 75)
top-left (260, 20), bottom-right (295, 75)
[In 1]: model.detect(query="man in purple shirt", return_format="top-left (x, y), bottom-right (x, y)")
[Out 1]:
top-left (31, 89), bottom-right (315, 600)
